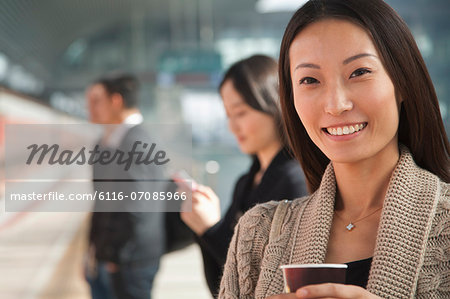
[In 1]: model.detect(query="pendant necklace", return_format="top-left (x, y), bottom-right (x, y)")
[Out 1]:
top-left (334, 206), bottom-right (383, 231)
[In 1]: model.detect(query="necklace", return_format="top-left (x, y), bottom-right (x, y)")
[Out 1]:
top-left (334, 206), bottom-right (383, 231)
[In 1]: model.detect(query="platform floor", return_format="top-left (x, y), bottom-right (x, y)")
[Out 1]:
top-left (0, 209), bottom-right (212, 299)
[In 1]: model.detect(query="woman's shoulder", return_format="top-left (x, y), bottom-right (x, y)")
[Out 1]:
top-left (419, 181), bottom-right (449, 295)
top-left (439, 180), bottom-right (449, 198)
top-left (262, 159), bottom-right (308, 198)
top-left (440, 180), bottom-right (449, 192)
top-left (246, 196), bottom-right (310, 214)
top-left (277, 160), bottom-right (306, 185)
top-left (237, 196), bottom-right (311, 232)
top-left (434, 180), bottom-right (449, 216)
top-left (271, 152), bottom-right (305, 180)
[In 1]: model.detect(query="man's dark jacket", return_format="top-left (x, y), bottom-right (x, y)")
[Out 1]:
top-left (89, 125), bottom-right (165, 264)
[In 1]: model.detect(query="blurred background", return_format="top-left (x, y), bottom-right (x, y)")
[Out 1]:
top-left (0, 0), bottom-right (449, 298)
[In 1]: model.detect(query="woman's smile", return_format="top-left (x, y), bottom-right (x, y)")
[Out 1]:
top-left (321, 122), bottom-right (367, 142)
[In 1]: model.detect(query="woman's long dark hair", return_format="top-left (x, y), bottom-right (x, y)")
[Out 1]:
top-left (220, 55), bottom-right (287, 145)
top-left (279, 0), bottom-right (450, 192)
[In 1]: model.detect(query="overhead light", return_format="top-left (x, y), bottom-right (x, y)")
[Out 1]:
top-left (255, 0), bottom-right (308, 13)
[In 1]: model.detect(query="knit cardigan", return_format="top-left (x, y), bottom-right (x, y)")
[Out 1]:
top-left (219, 148), bottom-right (449, 299)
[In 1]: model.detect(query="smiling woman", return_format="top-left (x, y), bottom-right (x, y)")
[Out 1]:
top-left (219, 1), bottom-right (449, 299)
top-left (290, 19), bottom-right (400, 167)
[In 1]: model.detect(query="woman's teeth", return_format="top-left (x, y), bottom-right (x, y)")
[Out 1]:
top-left (326, 123), bottom-right (366, 136)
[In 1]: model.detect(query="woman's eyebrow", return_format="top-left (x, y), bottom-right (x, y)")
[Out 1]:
top-left (343, 53), bottom-right (377, 65)
top-left (294, 63), bottom-right (320, 72)
top-left (293, 53), bottom-right (378, 72)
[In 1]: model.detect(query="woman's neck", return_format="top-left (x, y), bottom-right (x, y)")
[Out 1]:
top-left (256, 141), bottom-right (282, 173)
top-left (252, 141), bottom-right (282, 186)
top-left (332, 145), bottom-right (400, 218)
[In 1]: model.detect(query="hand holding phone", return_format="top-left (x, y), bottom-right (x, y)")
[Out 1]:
top-left (172, 170), bottom-right (199, 192)
top-left (177, 173), bottom-right (221, 235)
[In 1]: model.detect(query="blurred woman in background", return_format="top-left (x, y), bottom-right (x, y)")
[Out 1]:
top-left (181, 55), bottom-right (307, 297)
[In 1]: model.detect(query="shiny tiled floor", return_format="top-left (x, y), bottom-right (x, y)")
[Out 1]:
top-left (0, 208), bottom-right (212, 299)
top-left (1, 160), bottom-right (212, 299)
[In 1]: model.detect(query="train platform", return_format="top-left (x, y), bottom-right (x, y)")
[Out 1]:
top-left (0, 203), bottom-right (211, 299)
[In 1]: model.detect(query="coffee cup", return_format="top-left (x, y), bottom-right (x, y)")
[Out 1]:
top-left (280, 264), bottom-right (347, 293)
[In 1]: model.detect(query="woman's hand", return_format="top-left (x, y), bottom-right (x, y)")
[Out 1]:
top-left (266, 294), bottom-right (298, 299)
top-left (266, 284), bottom-right (381, 299)
top-left (295, 283), bottom-right (380, 298)
top-left (180, 184), bottom-right (221, 236)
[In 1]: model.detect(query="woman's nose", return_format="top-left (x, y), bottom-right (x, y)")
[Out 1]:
top-left (324, 83), bottom-right (353, 116)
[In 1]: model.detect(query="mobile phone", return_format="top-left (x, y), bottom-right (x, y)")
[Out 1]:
top-left (172, 170), bottom-right (198, 191)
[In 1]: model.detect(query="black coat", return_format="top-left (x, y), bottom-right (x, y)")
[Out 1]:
top-left (197, 148), bottom-right (307, 297)
top-left (89, 125), bottom-right (165, 265)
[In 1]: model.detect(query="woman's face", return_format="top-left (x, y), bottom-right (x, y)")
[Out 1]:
top-left (289, 19), bottom-right (400, 164)
top-left (221, 79), bottom-right (279, 155)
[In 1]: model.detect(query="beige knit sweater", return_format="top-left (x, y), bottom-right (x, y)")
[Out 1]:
top-left (219, 148), bottom-right (449, 299)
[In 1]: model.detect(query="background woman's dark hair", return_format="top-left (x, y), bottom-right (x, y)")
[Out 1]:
top-left (279, 0), bottom-right (450, 192)
top-left (94, 73), bottom-right (140, 108)
top-left (219, 55), bottom-right (287, 144)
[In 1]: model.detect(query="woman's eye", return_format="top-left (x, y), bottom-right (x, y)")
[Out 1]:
top-left (229, 111), bottom-right (246, 119)
top-left (299, 77), bottom-right (319, 85)
top-left (350, 68), bottom-right (371, 78)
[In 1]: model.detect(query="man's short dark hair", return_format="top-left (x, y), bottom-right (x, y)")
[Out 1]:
top-left (94, 73), bottom-right (140, 108)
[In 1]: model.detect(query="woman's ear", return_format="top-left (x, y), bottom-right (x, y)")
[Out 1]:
top-left (397, 97), bottom-right (403, 109)
top-left (395, 91), bottom-right (404, 112)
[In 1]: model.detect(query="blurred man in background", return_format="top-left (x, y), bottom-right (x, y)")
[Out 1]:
top-left (85, 73), bottom-right (165, 299)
